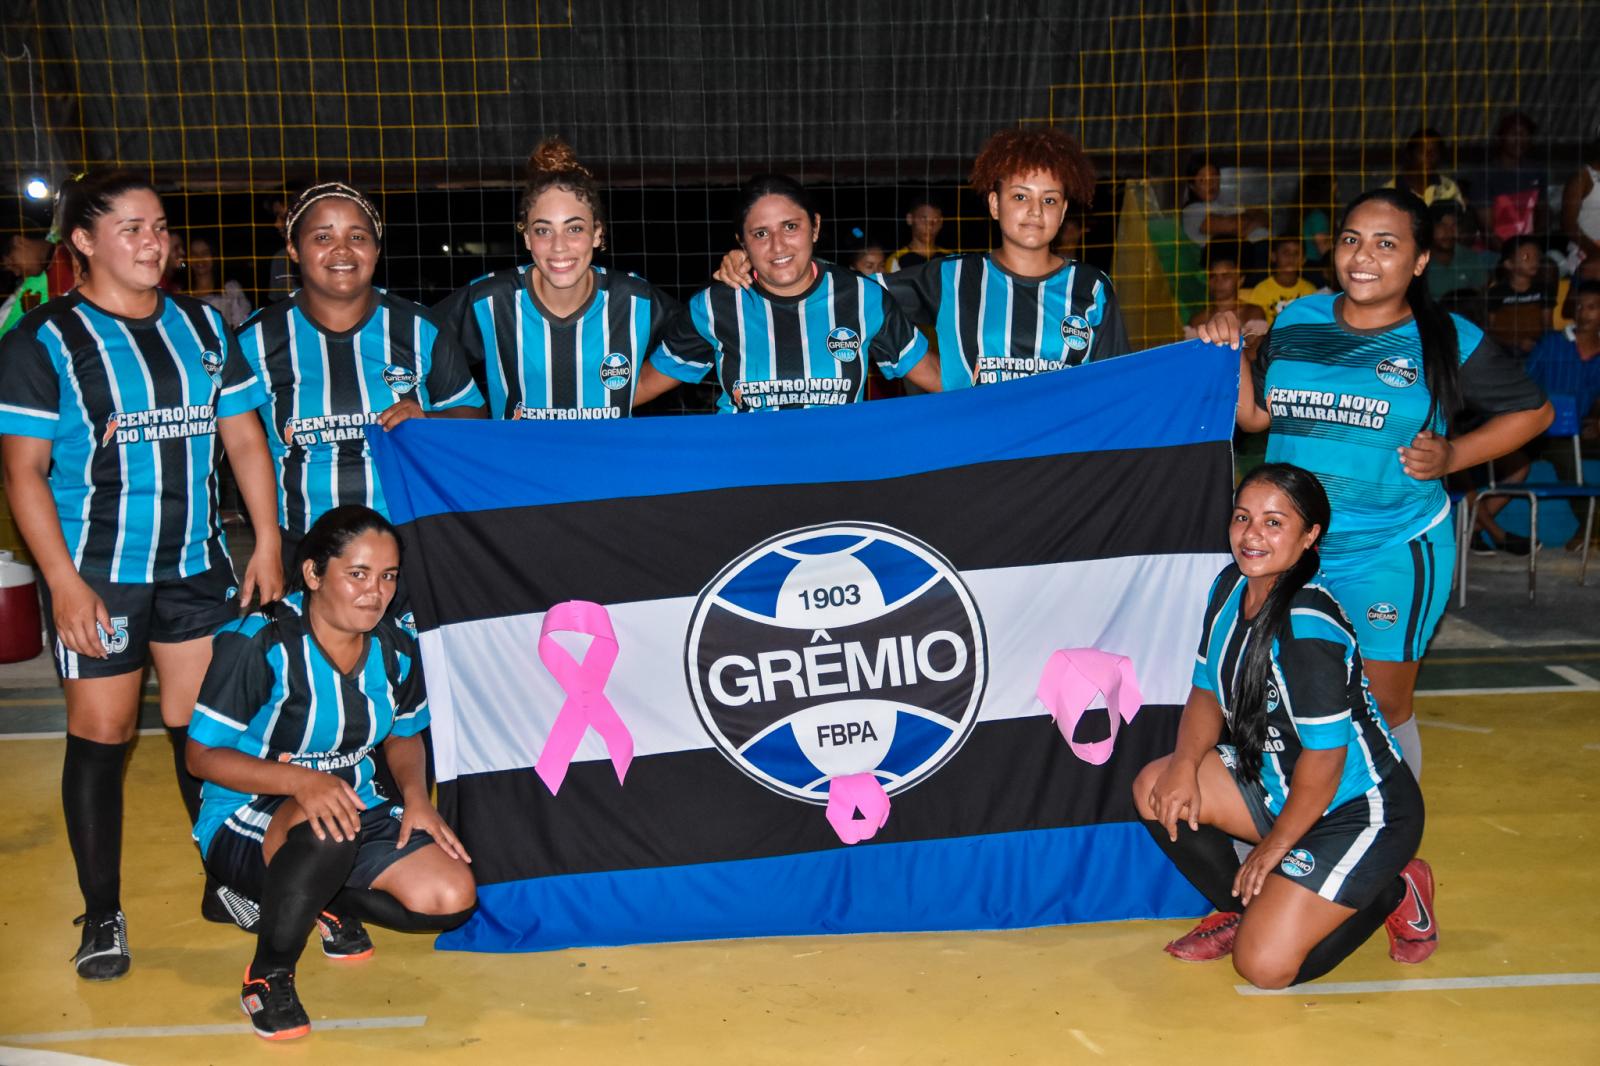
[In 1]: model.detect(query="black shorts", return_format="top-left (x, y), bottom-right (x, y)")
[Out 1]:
top-left (203, 796), bottom-right (435, 901)
top-left (1218, 744), bottom-right (1424, 910)
top-left (42, 564), bottom-right (239, 680)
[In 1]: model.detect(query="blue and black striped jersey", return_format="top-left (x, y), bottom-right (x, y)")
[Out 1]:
top-left (188, 591), bottom-right (429, 855)
top-left (435, 265), bottom-right (705, 420)
top-left (237, 290), bottom-right (483, 536)
top-left (0, 291), bottom-right (266, 582)
top-left (654, 261), bottom-right (928, 413)
top-left (1254, 294), bottom-right (1545, 562)
top-left (884, 254), bottom-right (1129, 389)
top-left (1192, 564), bottom-right (1404, 814)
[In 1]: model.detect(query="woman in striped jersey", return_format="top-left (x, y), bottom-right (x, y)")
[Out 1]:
top-left (0, 171), bottom-right (284, 979)
top-left (236, 183), bottom-right (486, 573)
top-left (435, 138), bottom-right (700, 420)
top-left (658, 173), bottom-right (941, 412)
top-left (716, 129), bottom-right (1129, 388)
top-left (1135, 464), bottom-right (1433, 988)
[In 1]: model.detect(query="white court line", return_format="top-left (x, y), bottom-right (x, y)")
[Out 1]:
top-left (1417, 684), bottom-right (1598, 698)
top-left (1235, 972), bottom-right (1600, 996)
top-left (1417, 719), bottom-right (1493, 734)
top-left (2, 1016), bottom-right (426, 1045)
top-left (0, 728), bottom-right (164, 742)
top-left (1546, 665), bottom-right (1600, 690)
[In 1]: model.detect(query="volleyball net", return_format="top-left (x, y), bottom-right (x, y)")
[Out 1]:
top-left (1, 1), bottom-right (1596, 345)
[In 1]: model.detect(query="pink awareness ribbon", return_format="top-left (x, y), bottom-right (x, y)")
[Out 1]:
top-left (1035, 648), bottom-right (1143, 766)
top-left (534, 601), bottom-right (633, 795)
top-left (826, 772), bottom-right (891, 845)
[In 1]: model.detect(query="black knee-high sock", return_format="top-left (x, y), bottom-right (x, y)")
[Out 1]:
top-left (1141, 819), bottom-right (1242, 914)
top-left (332, 886), bottom-right (474, 932)
top-left (62, 735), bottom-right (131, 916)
top-left (1292, 877), bottom-right (1405, 985)
top-left (251, 823), bottom-right (358, 976)
top-left (165, 726), bottom-right (203, 827)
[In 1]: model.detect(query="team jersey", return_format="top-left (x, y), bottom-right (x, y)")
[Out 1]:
top-left (237, 289), bottom-right (483, 536)
top-left (435, 265), bottom-right (705, 421)
top-left (1255, 293), bottom-right (1545, 562)
top-left (0, 291), bottom-right (266, 582)
top-left (883, 254), bottom-right (1130, 390)
top-left (188, 591), bottom-right (428, 855)
top-left (1193, 564), bottom-right (1404, 814)
top-left (654, 261), bottom-right (928, 413)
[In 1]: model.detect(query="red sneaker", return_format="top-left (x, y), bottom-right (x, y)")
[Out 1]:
top-left (1385, 858), bottom-right (1438, 964)
top-left (1164, 911), bottom-right (1242, 961)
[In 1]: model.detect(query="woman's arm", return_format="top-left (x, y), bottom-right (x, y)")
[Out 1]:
top-left (1563, 168), bottom-right (1600, 260)
top-left (1232, 746), bottom-right (1345, 905)
top-left (1148, 685), bottom-right (1227, 838)
top-left (187, 740), bottom-right (365, 842)
top-left (216, 410), bottom-right (283, 607)
top-left (382, 732), bottom-right (472, 861)
top-left (1399, 404), bottom-right (1554, 480)
top-left (900, 353), bottom-right (943, 393)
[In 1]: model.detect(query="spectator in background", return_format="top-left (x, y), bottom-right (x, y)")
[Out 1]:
top-left (1425, 202), bottom-right (1498, 302)
top-left (1486, 235), bottom-right (1556, 353)
top-left (1554, 255), bottom-right (1600, 331)
top-left (843, 229), bottom-right (888, 276)
top-left (1292, 172), bottom-right (1340, 287)
top-left (1181, 159), bottom-right (1270, 254)
top-left (1524, 279), bottom-right (1600, 550)
top-left (1187, 242), bottom-right (1266, 344)
top-left (1052, 210), bottom-right (1087, 260)
top-left (185, 234), bottom-right (252, 329)
top-left (1468, 112), bottom-right (1548, 244)
top-left (886, 199), bottom-right (950, 272)
top-left (1243, 236), bottom-right (1319, 325)
top-left (1385, 128), bottom-right (1466, 207)
top-left (0, 233), bottom-right (55, 334)
top-left (1559, 141), bottom-right (1600, 276)
top-left (158, 231), bottom-right (186, 293)
top-left (261, 195), bottom-right (297, 302)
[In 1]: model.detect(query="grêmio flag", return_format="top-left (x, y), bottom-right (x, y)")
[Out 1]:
top-left (368, 339), bottom-right (1235, 952)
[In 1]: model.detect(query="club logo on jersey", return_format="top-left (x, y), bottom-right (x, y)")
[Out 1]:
top-left (1375, 356), bottom-right (1419, 388)
top-left (599, 352), bottom-right (632, 391)
top-left (200, 349), bottom-right (226, 380)
top-left (396, 611), bottom-right (418, 636)
top-left (1061, 314), bottom-right (1093, 352)
top-left (1265, 681), bottom-right (1280, 712)
top-left (685, 523), bottom-right (988, 805)
top-left (1366, 602), bottom-right (1399, 630)
top-left (382, 364), bottom-right (419, 395)
top-left (1280, 848), bottom-right (1316, 878)
top-left (825, 326), bottom-right (862, 363)
top-left (225, 585), bottom-right (239, 602)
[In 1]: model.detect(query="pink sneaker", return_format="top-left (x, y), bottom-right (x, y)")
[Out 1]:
top-left (1384, 858), bottom-right (1438, 964)
top-left (1164, 911), bottom-right (1243, 961)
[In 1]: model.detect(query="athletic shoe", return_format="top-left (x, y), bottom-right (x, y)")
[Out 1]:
top-left (240, 968), bottom-right (311, 1040)
top-left (1385, 858), bottom-right (1438, 963)
top-left (1470, 531), bottom-right (1500, 556)
top-left (316, 910), bottom-right (374, 961)
top-left (71, 911), bottom-right (130, 981)
top-left (1163, 911), bottom-right (1242, 961)
top-left (201, 876), bottom-right (261, 932)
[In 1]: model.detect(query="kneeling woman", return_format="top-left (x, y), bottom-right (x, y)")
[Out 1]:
top-left (187, 506), bottom-right (475, 1040)
top-left (1132, 464), bottom-right (1433, 990)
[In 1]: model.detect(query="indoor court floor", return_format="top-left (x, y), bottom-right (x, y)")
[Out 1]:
top-left (0, 583), bottom-right (1595, 1063)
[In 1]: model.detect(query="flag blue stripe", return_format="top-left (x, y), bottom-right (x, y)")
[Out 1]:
top-left (371, 339), bottom-right (1237, 523)
top-left (434, 822), bottom-right (1207, 953)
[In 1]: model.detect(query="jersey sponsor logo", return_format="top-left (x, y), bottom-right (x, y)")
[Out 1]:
top-left (382, 364), bottom-right (419, 395)
top-left (200, 349), bottom-right (226, 379)
top-left (1264, 723), bottom-right (1285, 753)
top-left (599, 352), bottom-right (633, 391)
top-left (1375, 356), bottom-right (1419, 388)
top-left (975, 355), bottom-right (1065, 385)
top-left (98, 616), bottom-right (130, 655)
top-left (283, 411), bottom-right (382, 446)
top-left (1366, 602), bottom-right (1399, 630)
top-left (103, 404), bottom-right (218, 445)
top-left (1280, 848), bottom-right (1315, 878)
top-left (685, 522), bottom-right (988, 805)
top-left (1061, 314), bottom-right (1093, 352)
top-left (733, 377), bottom-right (854, 410)
top-left (1265, 386), bottom-right (1389, 429)
top-left (825, 326), bottom-right (861, 363)
top-left (396, 611), bottom-right (418, 635)
top-left (275, 745), bottom-right (373, 772)
top-left (512, 402), bottom-right (623, 420)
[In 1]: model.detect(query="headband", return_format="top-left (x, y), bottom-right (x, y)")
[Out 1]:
top-left (286, 182), bottom-right (384, 242)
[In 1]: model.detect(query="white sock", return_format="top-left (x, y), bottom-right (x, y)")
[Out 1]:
top-left (1391, 717), bottom-right (1422, 782)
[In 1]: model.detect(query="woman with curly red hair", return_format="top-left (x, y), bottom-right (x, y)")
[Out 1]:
top-left (718, 127), bottom-right (1129, 389)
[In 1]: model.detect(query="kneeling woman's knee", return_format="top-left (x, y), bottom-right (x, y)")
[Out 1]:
top-left (1130, 757), bottom-right (1168, 818)
top-left (1231, 940), bottom-right (1298, 990)
top-left (431, 868), bottom-right (477, 915)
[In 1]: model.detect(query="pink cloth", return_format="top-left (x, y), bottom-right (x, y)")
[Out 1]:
top-left (1035, 648), bottom-right (1143, 765)
top-left (825, 773), bottom-right (891, 845)
top-left (534, 601), bottom-right (633, 795)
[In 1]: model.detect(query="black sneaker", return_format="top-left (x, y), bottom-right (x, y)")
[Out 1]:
top-left (240, 967), bottom-right (311, 1040)
top-left (316, 910), bottom-right (373, 960)
top-left (72, 911), bottom-right (130, 981)
top-left (201, 876), bottom-right (261, 932)
top-left (1470, 530), bottom-right (1500, 556)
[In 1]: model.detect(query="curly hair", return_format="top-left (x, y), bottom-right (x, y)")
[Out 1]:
top-left (519, 136), bottom-right (606, 240)
top-left (969, 127), bottom-right (1096, 205)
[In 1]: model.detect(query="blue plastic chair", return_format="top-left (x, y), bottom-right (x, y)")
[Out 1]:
top-left (1461, 394), bottom-right (1597, 604)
